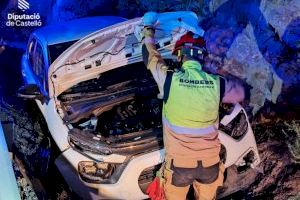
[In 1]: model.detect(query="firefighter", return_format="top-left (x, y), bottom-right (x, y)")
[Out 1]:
top-left (142, 12), bottom-right (245, 200)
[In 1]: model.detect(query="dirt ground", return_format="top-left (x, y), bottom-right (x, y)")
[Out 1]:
top-left (248, 116), bottom-right (300, 200)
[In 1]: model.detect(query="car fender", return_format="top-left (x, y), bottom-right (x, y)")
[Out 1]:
top-left (218, 104), bottom-right (261, 168)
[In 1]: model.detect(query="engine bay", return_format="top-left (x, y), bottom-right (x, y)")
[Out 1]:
top-left (58, 62), bottom-right (164, 155)
top-left (93, 98), bottom-right (162, 137)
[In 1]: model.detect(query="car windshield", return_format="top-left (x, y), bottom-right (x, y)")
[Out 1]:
top-left (48, 40), bottom-right (78, 64)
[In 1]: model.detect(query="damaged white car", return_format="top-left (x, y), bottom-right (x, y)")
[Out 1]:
top-left (18, 12), bottom-right (260, 199)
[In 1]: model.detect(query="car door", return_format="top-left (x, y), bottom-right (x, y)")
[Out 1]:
top-left (31, 40), bottom-right (48, 95)
top-left (26, 38), bottom-right (50, 115)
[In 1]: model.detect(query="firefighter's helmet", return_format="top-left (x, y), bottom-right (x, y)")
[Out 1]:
top-left (172, 31), bottom-right (207, 60)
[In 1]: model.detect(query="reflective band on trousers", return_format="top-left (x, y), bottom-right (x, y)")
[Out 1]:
top-left (163, 117), bottom-right (216, 135)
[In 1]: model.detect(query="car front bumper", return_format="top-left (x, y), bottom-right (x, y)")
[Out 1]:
top-left (55, 147), bottom-right (165, 199)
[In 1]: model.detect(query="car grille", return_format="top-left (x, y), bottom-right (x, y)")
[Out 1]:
top-left (69, 128), bottom-right (163, 155)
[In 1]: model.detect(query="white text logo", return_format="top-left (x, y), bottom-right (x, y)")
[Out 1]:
top-left (18, 0), bottom-right (30, 12)
top-left (6, 0), bottom-right (42, 27)
top-left (6, 13), bottom-right (42, 27)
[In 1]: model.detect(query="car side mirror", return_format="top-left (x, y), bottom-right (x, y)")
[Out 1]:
top-left (17, 84), bottom-right (45, 102)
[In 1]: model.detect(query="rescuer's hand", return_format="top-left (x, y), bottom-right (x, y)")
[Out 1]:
top-left (143, 12), bottom-right (158, 27)
top-left (142, 26), bottom-right (155, 39)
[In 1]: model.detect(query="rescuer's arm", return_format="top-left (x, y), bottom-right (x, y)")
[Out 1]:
top-left (142, 13), bottom-right (168, 98)
top-left (221, 77), bottom-right (245, 104)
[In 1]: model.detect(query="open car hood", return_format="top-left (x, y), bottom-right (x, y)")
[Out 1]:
top-left (48, 11), bottom-right (204, 98)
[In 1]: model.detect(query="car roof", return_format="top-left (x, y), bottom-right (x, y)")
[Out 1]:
top-left (33, 16), bottom-right (127, 46)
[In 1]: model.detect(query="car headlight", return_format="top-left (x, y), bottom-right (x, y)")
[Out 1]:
top-left (78, 161), bottom-right (116, 183)
top-left (219, 110), bottom-right (248, 140)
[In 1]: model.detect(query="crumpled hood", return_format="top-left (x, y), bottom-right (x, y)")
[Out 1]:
top-left (48, 11), bottom-right (204, 98)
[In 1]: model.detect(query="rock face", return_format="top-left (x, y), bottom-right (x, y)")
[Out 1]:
top-left (204, 23), bottom-right (284, 114)
top-left (256, 0), bottom-right (300, 108)
top-left (201, 0), bottom-right (300, 114)
top-left (229, 26), bottom-right (274, 114)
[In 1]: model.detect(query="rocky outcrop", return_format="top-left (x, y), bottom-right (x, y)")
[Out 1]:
top-left (202, 0), bottom-right (300, 114)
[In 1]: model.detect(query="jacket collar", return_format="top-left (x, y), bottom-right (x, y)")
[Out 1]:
top-left (182, 60), bottom-right (202, 70)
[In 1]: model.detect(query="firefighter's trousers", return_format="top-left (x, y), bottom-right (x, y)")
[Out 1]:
top-left (162, 156), bottom-right (225, 200)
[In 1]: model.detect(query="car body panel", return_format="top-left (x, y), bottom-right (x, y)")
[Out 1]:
top-left (36, 99), bottom-right (70, 151)
top-left (21, 54), bottom-right (36, 85)
top-left (48, 11), bottom-right (203, 97)
top-left (34, 17), bottom-right (127, 46)
top-left (219, 104), bottom-right (260, 168)
top-left (56, 148), bottom-right (164, 199)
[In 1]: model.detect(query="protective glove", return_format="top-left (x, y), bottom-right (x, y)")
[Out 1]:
top-left (143, 11), bottom-right (158, 27)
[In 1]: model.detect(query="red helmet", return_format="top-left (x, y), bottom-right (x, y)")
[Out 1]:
top-left (172, 31), bottom-right (206, 58)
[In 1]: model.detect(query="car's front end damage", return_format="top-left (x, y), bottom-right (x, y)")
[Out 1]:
top-left (45, 14), bottom-right (261, 199)
top-left (55, 80), bottom-right (261, 199)
top-left (56, 62), bottom-right (165, 198)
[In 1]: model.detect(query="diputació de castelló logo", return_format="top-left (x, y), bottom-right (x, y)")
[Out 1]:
top-left (6, 0), bottom-right (42, 27)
